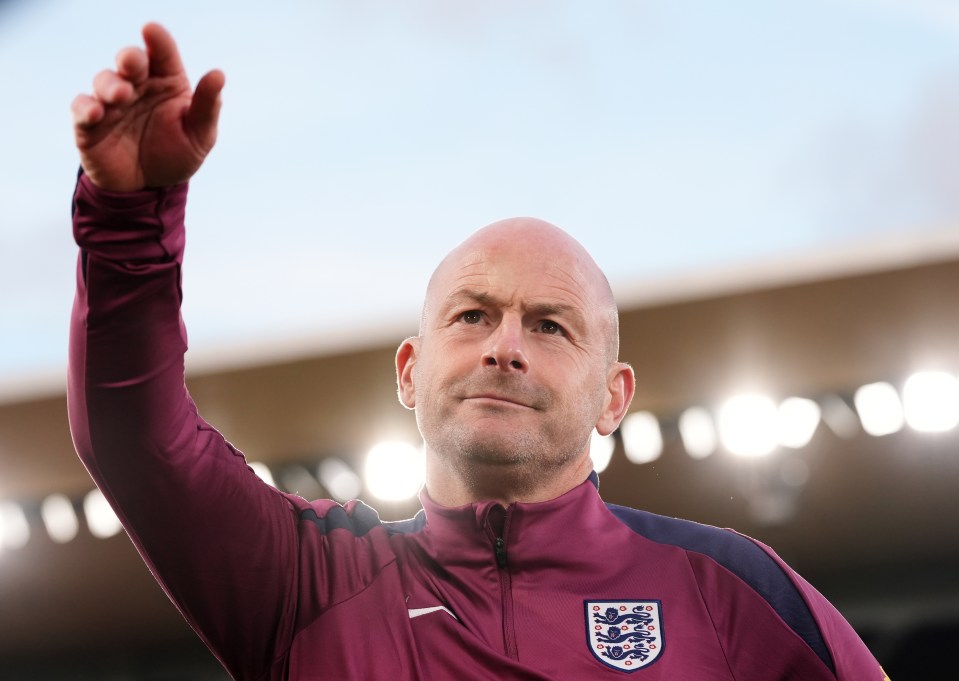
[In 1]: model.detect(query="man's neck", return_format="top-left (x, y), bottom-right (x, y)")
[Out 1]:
top-left (424, 452), bottom-right (593, 507)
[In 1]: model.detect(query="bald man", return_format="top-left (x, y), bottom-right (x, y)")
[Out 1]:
top-left (69, 24), bottom-right (888, 681)
top-left (397, 217), bottom-right (632, 508)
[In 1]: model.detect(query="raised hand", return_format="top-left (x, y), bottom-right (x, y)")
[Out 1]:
top-left (71, 23), bottom-right (225, 192)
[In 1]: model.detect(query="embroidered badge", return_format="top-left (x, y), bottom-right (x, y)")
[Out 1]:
top-left (585, 600), bottom-right (664, 672)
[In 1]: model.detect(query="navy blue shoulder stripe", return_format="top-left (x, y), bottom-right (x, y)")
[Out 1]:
top-left (607, 504), bottom-right (834, 674)
top-left (299, 501), bottom-right (382, 537)
top-left (384, 510), bottom-right (427, 536)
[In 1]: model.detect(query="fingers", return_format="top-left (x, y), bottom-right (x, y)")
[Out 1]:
top-left (80, 23), bottom-right (188, 113)
top-left (115, 46), bottom-right (149, 85)
top-left (142, 22), bottom-right (186, 78)
top-left (185, 69), bottom-right (226, 144)
top-left (92, 69), bottom-right (136, 106)
top-left (71, 94), bottom-right (104, 128)
top-left (74, 33), bottom-right (157, 131)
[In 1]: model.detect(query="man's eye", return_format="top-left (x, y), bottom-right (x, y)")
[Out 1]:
top-left (538, 320), bottom-right (565, 335)
top-left (459, 310), bottom-right (483, 324)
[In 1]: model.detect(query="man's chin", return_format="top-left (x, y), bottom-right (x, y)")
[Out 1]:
top-left (453, 429), bottom-right (538, 467)
top-left (463, 448), bottom-right (533, 468)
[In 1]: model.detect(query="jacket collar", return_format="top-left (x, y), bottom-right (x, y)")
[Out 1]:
top-left (414, 472), bottom-right (604, 568)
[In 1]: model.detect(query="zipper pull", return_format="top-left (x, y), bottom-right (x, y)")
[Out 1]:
top-left (494, 536), bottom-right (508, 568)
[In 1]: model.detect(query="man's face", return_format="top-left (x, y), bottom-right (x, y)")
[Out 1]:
top-left (397, 220), bottom-right (627, 492)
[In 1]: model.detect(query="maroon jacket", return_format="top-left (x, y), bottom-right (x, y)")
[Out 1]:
top-left (68, 174), bottom-right (885, 680)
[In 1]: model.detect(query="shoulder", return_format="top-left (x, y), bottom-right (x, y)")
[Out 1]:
top-left (606, 503), bottom-right (778, 579)
top-left (383, 510), bottom-right (426, 536)
top-left (606, 503), bottom-right (834, 673)
top-left (606, 502), bottom-right (804, 604)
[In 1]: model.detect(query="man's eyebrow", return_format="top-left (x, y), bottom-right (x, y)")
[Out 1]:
top-left (525, 302), bottom-right (587, 330)
top-left (441, 289), bottom-right (501, 309)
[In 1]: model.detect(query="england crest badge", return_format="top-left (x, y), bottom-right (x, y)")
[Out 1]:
top-left (585, 600), bottom-right (664, 672)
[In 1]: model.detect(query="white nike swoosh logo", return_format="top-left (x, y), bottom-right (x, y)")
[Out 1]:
top-left (407, 605), bottom-right (458, 621)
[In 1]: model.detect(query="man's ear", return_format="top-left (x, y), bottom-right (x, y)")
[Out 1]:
top-left (595, 362), bottom-right (636, 436)
top-left (395, 337), bottom-right (419, 410)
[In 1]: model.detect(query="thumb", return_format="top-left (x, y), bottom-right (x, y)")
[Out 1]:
top-left (185, 69), bottom-right (225, 148)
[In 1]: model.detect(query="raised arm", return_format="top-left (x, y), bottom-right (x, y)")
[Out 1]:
top-left (71, 22), bottom-right (224, 191)
top-left (68, 26), bottom-right (299, 680)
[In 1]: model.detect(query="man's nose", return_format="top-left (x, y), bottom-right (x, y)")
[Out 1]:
top-left (481, 317), bottom-right (529, 372)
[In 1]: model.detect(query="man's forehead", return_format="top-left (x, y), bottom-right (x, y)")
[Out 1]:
top-left (430, 245), bottom-right (592, 309)
top-left (420, 217), bottom-right (618, 337)
top-left (432, 226), bottom-right (593, 288)
top-left (440, 286), bottom-right (584, 317)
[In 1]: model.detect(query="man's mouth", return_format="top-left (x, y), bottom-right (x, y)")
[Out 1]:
top-left (466, 394), bottom-right (534, 409)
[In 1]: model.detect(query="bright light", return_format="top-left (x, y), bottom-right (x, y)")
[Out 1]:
top-left (619, 412), bottom-right (662, 464)
top-left (249, 462), bottom-right (277, 488)
top-left (718, 394), bottom-right (778, 457)
top-left (83, 488), bottom-right (122, 539)
top-left (0, 501), bottom-right (30, 550)
top-left (318, 458), bottom-right (362, 501)
top-left (902, 371), bottom-right (959, 433)
top-left (41, 494), bottom-right (79, 543)
top-left (365, 441), bottom-right (425, 501)
top-left (777, 397), bottom-right (821, 449)
top-left (854, 382), bottom-right (904, 436)
top-left (678, 407), bottom-right (718, 459)
top-left (590, 430), bottom-right (615, 473)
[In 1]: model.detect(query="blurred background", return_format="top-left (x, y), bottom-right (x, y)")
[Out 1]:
top-left (2, 0), bottom-right (958, 678)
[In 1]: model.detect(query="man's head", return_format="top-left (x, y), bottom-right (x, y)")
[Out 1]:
top-left (396, 217), bottom-right (635, 505)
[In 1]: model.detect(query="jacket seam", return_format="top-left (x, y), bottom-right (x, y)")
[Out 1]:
top-left (685, 549), bottom-right (738, 681)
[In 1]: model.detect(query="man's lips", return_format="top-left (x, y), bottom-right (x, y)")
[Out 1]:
top-left (465, 394), bottom-right (534, 409)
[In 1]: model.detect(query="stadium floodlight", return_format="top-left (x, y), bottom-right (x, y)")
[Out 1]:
top-left (902, 371), bottom-right (959, 433)
top-left (590, 430), bottom-right (616, 473)
top-left (678, 406), bottom-right (718, 459)
top-left (777, 397), bottom-right (821, 449)
top-left (365, 441), bottom-right (425, 502)
top-left (854, 382), bottom-right (904, 437)
top-left (718, 394), bottom-right (778, 457)
top-left (249, 462), bottom-right (277, 488)
top-left (41, 494), bottom-right (79, 544)
top-left (619, 411), bottom-right (663, 464)
top-left (84, 488), bottom-right (122, 539)
top-left (0, 501), bottom-right (30, 551)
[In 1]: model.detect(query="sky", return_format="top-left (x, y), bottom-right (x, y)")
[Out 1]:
top-left (2, 0), bottom-right (959, 399)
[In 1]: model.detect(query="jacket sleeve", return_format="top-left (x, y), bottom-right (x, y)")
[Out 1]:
top-left (68, 172), bottom-right (300, 680)
top-left (760, 543), bottom-right (889, 681)
top-left (688, 533), bottom-right (887, 681)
